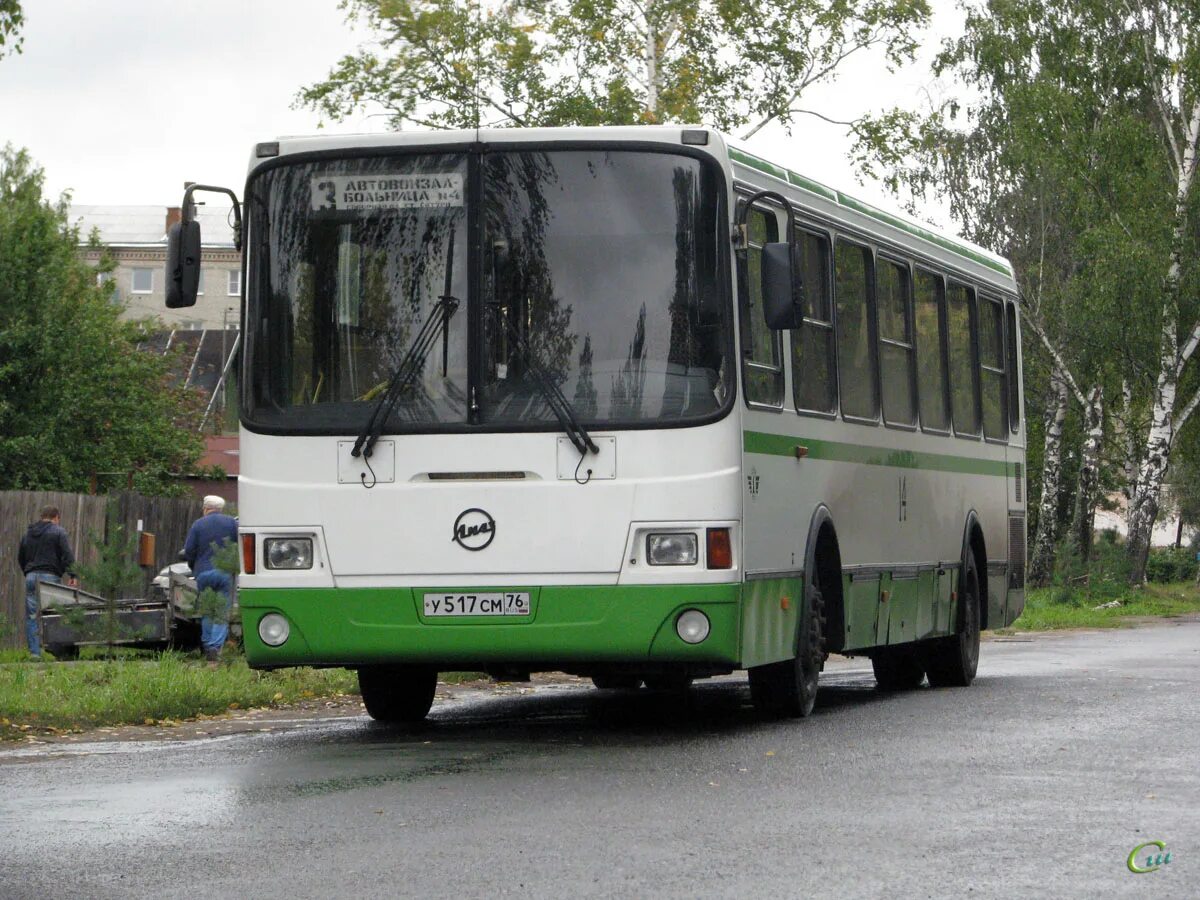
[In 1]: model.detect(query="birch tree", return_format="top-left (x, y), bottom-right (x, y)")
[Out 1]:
top-left (297, 0), bottom-right (930, 137)
top-left (1121, 2), bottom-right (1200, 583)
top-left (1027, 368), bottom-right (1070, 586)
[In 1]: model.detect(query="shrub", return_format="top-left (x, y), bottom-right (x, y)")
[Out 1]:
top-left (1145, 546), bottom-right (1198, 583)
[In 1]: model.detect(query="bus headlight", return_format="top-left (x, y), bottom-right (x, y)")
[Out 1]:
top-left (264, 538), bottom-right (313, 570)
top-left (258, 613), bottom-right (290, 647)
top-left (676, 609), bottom-right (710, 644)
top-left (647, 533), bottom-right (698, 566)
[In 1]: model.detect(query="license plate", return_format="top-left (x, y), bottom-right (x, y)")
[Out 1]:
top-left (423, 592), bottom-right (531, 617)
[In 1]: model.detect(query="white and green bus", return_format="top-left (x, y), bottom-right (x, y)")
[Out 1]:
top-left (166, 126), bottom-right (1025, 722)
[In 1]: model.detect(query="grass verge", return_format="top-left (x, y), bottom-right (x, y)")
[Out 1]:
top-left (0, 654), bottom-right (357, 740)
top-left (1012, 581), bottom-right (1200, 631)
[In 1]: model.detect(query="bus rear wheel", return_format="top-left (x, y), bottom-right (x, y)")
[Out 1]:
top-left (925, 553), bottom-right (981, 688)
top-left (749, 586), bottom-right (824, 718)
top-left (358, 665), bottom-right (438, 722)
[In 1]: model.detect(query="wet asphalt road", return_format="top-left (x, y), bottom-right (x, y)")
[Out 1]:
top-left (1, 621), bottom-right (1197, 900)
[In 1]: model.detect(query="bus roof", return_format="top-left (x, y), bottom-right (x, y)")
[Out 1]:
top-left (724, 143), bottom-right (1013, 281)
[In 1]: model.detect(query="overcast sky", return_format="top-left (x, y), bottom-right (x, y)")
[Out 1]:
top-left (0, 0), bottom-right (959, 223)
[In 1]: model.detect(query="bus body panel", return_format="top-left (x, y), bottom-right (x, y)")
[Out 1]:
top-left (730, 147), bottom-right (1025, 657)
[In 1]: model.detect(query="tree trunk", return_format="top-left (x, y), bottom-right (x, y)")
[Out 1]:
top-left (1128, 382), bottom-right (1177, 582)
top-left (1029, 369), bottom-right (1071, 587)
top-left (1127, 98), bottom-right (1200, 584)
top-left (1069, 385), bottom-right (1104, 565)
top-left (1121, 379), bottom-right (1139, 509)
top-left (642, 2), bottom-right (663, 122)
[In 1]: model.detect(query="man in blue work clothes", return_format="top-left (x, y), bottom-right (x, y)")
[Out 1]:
top-left (17, 505), bottom-right (77, 658)
top-left (183, 495), bottom-right (238, 663)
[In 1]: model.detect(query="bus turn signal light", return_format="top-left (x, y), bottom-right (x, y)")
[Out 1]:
top-left (707, 528), bottom-right (732, 569)
top-left (241, 533), bottom-right (256, 575)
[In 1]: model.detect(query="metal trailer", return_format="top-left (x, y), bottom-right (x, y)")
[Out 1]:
top-left (35, 571), bottom-right (212, 656)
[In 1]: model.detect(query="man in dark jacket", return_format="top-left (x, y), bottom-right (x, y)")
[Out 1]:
top-left (18, 506), bottom-right (76, 658)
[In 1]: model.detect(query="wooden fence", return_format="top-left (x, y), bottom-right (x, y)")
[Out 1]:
top-left (0, 491), bottom-right (203, 649)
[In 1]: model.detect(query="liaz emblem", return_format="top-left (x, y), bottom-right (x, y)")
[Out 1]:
top-left (452, 508), bottom-right (496, 551)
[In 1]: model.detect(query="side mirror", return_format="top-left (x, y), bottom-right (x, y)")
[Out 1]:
top-left (166, 221), bottom-right (202, 308)
top-left (761, 242), bottom-right (803, 330)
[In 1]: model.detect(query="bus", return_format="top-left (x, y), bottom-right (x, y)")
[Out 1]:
top-left (165, 126), bottom-right (1026, 722)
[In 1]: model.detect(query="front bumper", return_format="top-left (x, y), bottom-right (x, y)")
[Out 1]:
top-left (240, 583), bottom-right (742, 669)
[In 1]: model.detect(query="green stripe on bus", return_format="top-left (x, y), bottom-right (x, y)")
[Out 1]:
top-left (743, 430), bottom-right (1014, 477)
top-left (728, 147), bottom-right (1012, 278)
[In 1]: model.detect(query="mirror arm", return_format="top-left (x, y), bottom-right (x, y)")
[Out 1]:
top-left (181, 183), bottom-right (244, 251)
top-left (733, 190), bottom-right (796, 253)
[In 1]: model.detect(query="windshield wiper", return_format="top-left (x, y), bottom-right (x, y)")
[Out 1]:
top-left (352, 230), bottom-right (460, 460)
top-left (490, 306), bottom-right (598, 458)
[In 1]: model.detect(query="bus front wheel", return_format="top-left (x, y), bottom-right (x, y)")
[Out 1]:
top-left (748, 585), bottom-right (824, 718)
top-left (925, 553), bottom-right (981, 687)
top-left (358, 665), bottom-right (438, 722)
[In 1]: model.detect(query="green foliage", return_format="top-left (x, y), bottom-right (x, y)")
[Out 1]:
top-left (1014, 580), bottom-right (1200, 631)
top-left (1048, 530), bottom-right (1130, 606)
top-left (0, 146), bottom-right (206, 494)
top-left (0, 0), bottom-right (22, 58)
top-left (74, 516), bottom-right (143, 603)
top-left (0, 655), bottom-right (357, 737)
top-left (193, 539), bottom-right (241, 625)
top-left (62, 511), bottom-right (147, 654)
top-left (1145, 546), bottom-right (1198, 583)
top-left (297, 0), bottom-right (930, 136)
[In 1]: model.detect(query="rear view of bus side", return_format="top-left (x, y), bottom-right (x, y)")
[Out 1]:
top-left (164, 126), bottom-right (1024, 722)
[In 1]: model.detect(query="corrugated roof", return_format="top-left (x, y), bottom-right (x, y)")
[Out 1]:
top-left (69, 205), bottom-right (236, 247)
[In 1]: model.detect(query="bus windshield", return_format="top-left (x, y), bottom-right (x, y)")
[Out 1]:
top-left (243, 148), bottom-right (730, 433)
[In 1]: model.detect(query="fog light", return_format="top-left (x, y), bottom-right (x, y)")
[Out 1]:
top-left (258, 613), bottom-right (290, 647)
top-left (676, 609), bottom-right (710, 644)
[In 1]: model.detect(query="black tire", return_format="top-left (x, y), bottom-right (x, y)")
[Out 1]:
top-left (643, 672), bottom-right (693, 692)
top-left (358, 665), bottom-right (438, 723)
top-left (925, 553), bottom-right (982, 687)
top-left (749, 585), bottom-right (824, 718)
top-left (871, 647), bottom-right (925, 690)
top-left (591, 675), bottom-right (643, 690)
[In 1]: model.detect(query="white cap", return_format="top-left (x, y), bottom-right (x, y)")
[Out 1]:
top-left (202, 495), bottom-right (226, 511)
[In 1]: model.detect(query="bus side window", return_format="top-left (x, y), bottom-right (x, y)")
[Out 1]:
top-left (947, 282), bottom-right (981, 436)
top-left (979, 296), bottom-right (1007, 440)
top-left (914, 269), bottom-right (950, 431)
top-left (835, 239), bottom-right (878, 421)
top-left (739, 204), bottom-right (783, 407)
top-left (877, 258), bottom-right (916, 426)
top-left (791, 230), bottom-right (836, 414)
top-left (1006, 300), bottom-right (1021, 432)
